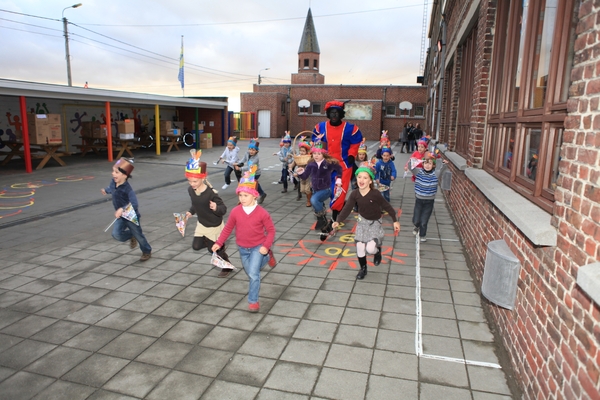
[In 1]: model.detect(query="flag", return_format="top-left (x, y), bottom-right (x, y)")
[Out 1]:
top-left (178, 36), bottom-right (184, 89)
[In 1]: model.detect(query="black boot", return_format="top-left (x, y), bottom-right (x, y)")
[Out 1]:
top-left (356, 256), bottom-right (367, 280)
top-left (315, 212), bottom-right (328, 230)
top-left (373, 247), bottom-right (382, 266)
top-left (319, 218), bottom-right (333, 241)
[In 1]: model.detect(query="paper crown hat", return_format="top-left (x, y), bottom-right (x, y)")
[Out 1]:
top-left (325, 100), bottom-right (345, 111)
top-left (236, 163), bottom-right (259, 197)
top-left (358, 138), bottom-right (367, 154)
top-left (381, 145), bottom-right (392, 155)
top-left (311, 140), bottom-right (327, 154)
top-left (298, 136), bottom-right (312, 151)
top-left (227, 136), bottom-right (238, 145)
top-left (282, 131), bottom-right (292, 143)
top-left (185, 149), bottom-right (207, 178)
top-left (115, 157), bottom-right (134, 177)
top-left (355, 161), bottom-right (376, 180)
top-left (248, 138), bottom-right (259, 150)
top-left (380, 130), bottom-right (390, 144)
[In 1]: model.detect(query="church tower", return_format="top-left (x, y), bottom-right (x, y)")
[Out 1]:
top-left (291, 8), bottom-right (325, 84)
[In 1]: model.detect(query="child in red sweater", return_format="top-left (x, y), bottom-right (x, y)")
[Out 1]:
top-left (211, 164), bottom-right (276, 313)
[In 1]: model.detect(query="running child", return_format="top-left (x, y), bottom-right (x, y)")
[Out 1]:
top-left (216, 136), bottom-right (241, 190)
top-left (234, 138), bottom-right (267, 204)
top-left (375, 146), bottom-right (397, 202)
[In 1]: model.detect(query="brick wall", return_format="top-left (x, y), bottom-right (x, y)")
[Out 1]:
top-left (241, 84), bottom-right (427, 141)
top-left (433, 0), bottom-right (600, 399)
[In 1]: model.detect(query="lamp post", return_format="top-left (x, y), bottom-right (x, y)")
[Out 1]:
top-left (258, 68), bottom-right (270, 85)
top-left (62, 3), bottom-right (82, 87)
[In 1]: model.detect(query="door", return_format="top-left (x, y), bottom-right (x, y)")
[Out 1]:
top-left (257, 110), bottom-right (271, 138)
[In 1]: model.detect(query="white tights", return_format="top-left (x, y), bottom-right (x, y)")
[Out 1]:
top-left (356, 240), bottom-right (378, 258)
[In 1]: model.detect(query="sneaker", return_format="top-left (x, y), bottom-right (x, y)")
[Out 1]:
top-left (222, 184), bottom-right (229, 190)
top-left (412, 227), bottom-right (419, 236)
top-left (140, 253), bottom-right (152, 261)
top-left (218, 268), bottom-right (232, 278)
top-left (130, 237), bottom-right (137, 249)
top-left (268, 249), bottom-right (277, 268)
top-left (248, 302), bottom-right (260, 312)
top-left (420, 237), bottom-right (427, 242)
top-left (257, 193), bottom-right (267, 204)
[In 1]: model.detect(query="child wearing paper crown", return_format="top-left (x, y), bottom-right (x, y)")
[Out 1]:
top-left (234, 138), bottom-right (267, 204)
top-left (409, 153), bottom-right (449, 242)
top-left (289, 137), bottom-right (313, 206)
top-left (211, 164), bottom-right (276, 313)
top-left (274, 132), bottom-right (295, 193)
top-left (375, 146), bottom-right (397, 203)
top-left (294, 140), bottom-right (343, 237)
top-left (101, 158), bottom-right (152, 261)
top-left (375, 131), bottom-right (395, 161)
top-left (183, 149), bottom-right (232, 278)
top-left (332, 161), bottom-right (400, 280)
top-left (217, 136), bottom-right (241, 190)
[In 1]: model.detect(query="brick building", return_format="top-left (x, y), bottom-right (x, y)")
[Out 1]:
top-left (240, 9), bottom-right (427, 141)
top-left (423, 0), bottom-right (600, 398)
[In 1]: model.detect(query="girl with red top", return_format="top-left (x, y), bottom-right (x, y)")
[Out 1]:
top-left (211, 164), bottom-right (276, 313)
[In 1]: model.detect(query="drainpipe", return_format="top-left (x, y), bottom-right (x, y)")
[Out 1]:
top-left (435, 15), bottom-right (447, 143)
top-left (381, 86), bottom-right (387, 134)
top-left (287, 87), bottom-right (292, 132)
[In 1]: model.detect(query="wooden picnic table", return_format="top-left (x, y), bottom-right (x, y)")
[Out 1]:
top-left (74, 136), bottom-right (139, 159)
top-left (161, 134), bottom-right (182, 152)
top-left (1, 141), bottom-right (68, 170)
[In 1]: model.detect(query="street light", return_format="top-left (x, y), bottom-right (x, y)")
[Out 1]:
top-left (62, 3), bottom-right (82, 87)
top-left (258, 68), bottom-right (270, 85)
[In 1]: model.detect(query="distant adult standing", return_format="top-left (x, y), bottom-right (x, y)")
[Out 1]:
top-left (413, 123), bottom-right (424, 141)
top-left (407, 123), bottom-right (416, 152)
top-left (399, 122), bottom-right (410, 153)
top-left (312, 101), bottom-right (363, 220)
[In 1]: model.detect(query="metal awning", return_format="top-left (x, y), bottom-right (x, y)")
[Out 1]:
top-left (0, 78), bottom-right (228, 109)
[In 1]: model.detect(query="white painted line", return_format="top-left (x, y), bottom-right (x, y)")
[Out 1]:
top-left (414, 232), bottom-right (502, 369)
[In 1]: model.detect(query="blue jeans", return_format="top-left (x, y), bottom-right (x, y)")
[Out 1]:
top-left (238, 245), bottom-right (269, 303)
top-left (255, 174), bottom-right (265, 196)
top-left (408, 140), bottom-right (416, 152)
top-left (311, 188), bottom-right (331, 213)
top-left (112, 217), bottom-right (152, 254)
top-left (412, 198), bottom-right (434, 237)
top-left (381, 189), bottom-right (390, 202)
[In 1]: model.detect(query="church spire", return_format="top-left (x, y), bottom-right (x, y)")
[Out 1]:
top-left (298, 8), bottom-right (320, 54)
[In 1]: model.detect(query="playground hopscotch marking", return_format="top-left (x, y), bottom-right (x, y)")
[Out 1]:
top-left (414, 234), bottom-right (502, 369)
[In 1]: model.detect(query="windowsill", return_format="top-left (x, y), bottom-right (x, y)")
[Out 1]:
top-left (577, 263), bottom-right (600, 305)
top-left (444, 151), bottom-right (557, 247)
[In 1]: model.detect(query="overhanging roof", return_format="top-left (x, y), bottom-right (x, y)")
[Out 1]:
top-left (0, 79), bottom-right (228, 110)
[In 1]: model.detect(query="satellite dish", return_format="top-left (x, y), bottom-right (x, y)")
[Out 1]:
top-left (399, 101), bottom-right (413, 110)
top-left (298, 99), bottom-right (310, 108)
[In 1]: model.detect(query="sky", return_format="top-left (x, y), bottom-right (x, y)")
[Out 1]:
top-left (0, 0), bottom-right (430, 111)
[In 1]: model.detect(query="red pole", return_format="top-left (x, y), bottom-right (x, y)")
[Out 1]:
top-left (19, 96), bottom-right (33, 173)
top-left (105, 102), bottom-right (113, 162)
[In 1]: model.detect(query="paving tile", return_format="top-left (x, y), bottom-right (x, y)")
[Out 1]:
top-left (89, 276), bottom-right (131, 290)
top-left (305, 304), bottom-right (344, 323)
top-left (112, 266), bottom-right (151, 279)
top-left (334, 324), bottom-right (378, 348)
top-left (67, 272), bottom-right (106, 286)
top-left (143, 282), bottom-right (185, 298)
top-left (40, 282), bottom-right (85, 299)
top-left (201, 379), bottom-right (260, 400)
top-left (375, 329), bottom-right (415, 354)
top-left (467, 364), bottom-right (512, 395)
top-left (200, 326), bottom-right (250, 351)
top-left (420, 382), bottom-right (472, 399)
top-left (382, 297), bottom-right (416, 315)
top-left (0, 339), bottom-right (56, 369)
top-left (472, 391), bottom-right (513, 399)
top-left (0, 275), bottom-right (37, 290)
top-left (292, 319), bottom-right (337, 342)
top-left (63, 326), bottom-right (121, 352)
top-left (347, 293), bottom-right (384, 311)
top-left (163, 320), bottom-right (213, 344)
top-left (366, 375), bottom-right (418, 400)
top-left (65, 305), bottom-right (115, 325)
top-left (0, 291), bottom-right (32, 308)
top-left (313, 367), bottom-right (368, 400)
top-left (36, 300), bottom-right (87, 319)
top-left (135, 338), bottom-right (193, 368)
top-left (93, 291), bottom-right (138, 308)
top-left (458, 321), bottom-right (495, 342)
top-left (116, 279), bottom-right (157, 294)
top-left (102, 361), bottom-right (169, 398)
top-left (146, 370), bottom-right (211, 400)
top-left (421, 301), bottom-right (456, 319)
top-left (65, 287), bottom-right (111, 303)
top-left (0, 333), bottom-right (22, 353)
top-left (128, 314), bottom-right (179, 337)
top-left (96, 309), bottom-right (146, 331)
top-left (324, 343), bottom-right (373, 373)
top-left (455, 304), bottom-right (487, 323)
top-left (312, 289), bottom-right (350, 306)
top-left (264, 361), bottom-right (319, 394)
top-left (254, 315), bottom-right (301, 337)
top-left (255, 388), bottom-right (309, 400)
top-left (422, 316), bottom-right (460, 338)
top-left (120, 295), bottom-right (166, 313)
top-left (279, 286), bottom-right (318, 303)
top-left (184, 304), bottom-right (229, 325)
top-left (290, 275), bottom-right (325, 289)
top-left (380, 311), bottom-right (414, 332)
top-left (31, 380), bottom-right (96, 400)
top-left (0, 309), bottom-right (28, 330)
top-left (30, 320), bottom-right (89, 345)
top-left (238, 333), bottom-right (288, 359)
top-left (219, 309), bottom-right (265, 331)
top-left (1, 315), bottom-right (57, 338)
top-left (0, 371), bottom-right (54, 400)
top-left (203, 290), bottom-right (246, 308)
top-left (371, 349), bottom-right (418, 381)
top-left (176, 346), bottom-right (233, 377)
top-left (269, 299), bottom-right (309, 318)
top-left (12, 279), bottom-right (61, 295)
top-left (62, 353), bottom-right (129, 387)
top-left (98, 332), bottom-right (156, 359)
top-left (219, 353), bottom-right (277, 386)
top-left (419, 357), bottom-right (469, 388)
top-left (321, 278), bottom-right (355, 293)
top-left (25, 346), bottom-right (91, 378)
top-left (172, 286), bottom-right (211, 302)
top-left (341, 308), bottom-right (381, 328)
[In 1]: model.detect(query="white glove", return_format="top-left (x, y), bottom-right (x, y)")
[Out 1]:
top-left (335, 178), bottom-right (342, 186)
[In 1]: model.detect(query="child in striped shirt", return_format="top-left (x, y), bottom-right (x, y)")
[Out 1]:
top-left (409, 153), bottom-right (448, 242)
